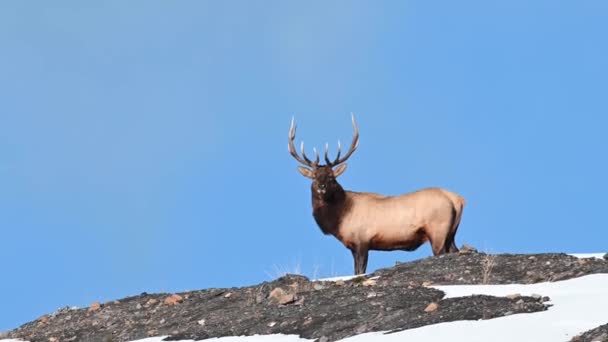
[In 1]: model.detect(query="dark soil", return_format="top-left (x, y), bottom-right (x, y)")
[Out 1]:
top-left (6, 252), bottom-right (608, 342)
top-left (571, 324), bottom-right (608, 342)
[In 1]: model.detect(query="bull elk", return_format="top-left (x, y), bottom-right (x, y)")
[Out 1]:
top-left (288, 114), bottom-right (465, 275)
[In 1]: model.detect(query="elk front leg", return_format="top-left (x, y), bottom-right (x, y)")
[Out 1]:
top-left (351, 245), bottom-right (369, 275)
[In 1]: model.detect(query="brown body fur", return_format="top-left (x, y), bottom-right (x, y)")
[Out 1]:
top-left (288, 115), bottom-right (465, 274)
top-left (311, 176), bottom-right (465, 274)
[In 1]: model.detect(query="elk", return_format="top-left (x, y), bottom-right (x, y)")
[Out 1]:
top-left (288, 114), bottom-right (465, 275)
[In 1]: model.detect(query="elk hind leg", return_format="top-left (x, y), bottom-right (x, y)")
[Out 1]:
top-left (448, 203), bottom-right (465, 253)
top-left (429, 221), bottom-right (453, 256)
top-left (448, 228), bottom-right (460, 253)
top-left (430, 239), bottom-right (448, 256)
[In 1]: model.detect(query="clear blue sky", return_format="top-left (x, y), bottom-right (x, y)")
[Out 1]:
top-left (1, 1), bottom-right (607, 331)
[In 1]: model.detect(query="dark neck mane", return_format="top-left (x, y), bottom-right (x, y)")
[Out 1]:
top-left (311, 185), bottom-right (350, 238)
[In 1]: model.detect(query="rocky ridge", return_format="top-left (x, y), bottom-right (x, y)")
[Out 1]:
top-left (5, 251), bottom-right (608, 342)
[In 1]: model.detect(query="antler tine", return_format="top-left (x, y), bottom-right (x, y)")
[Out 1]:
top-left (313, 147), bottom-right (320, 165)
top-left (332, 113), bottom-right (359, 165)
top-left (300, 141), bottom-right (313, 164)
top-left (332, 140), bottom-right (342, 165)
top-left (288, 117), bottom-right (315, 167)
top-left (324, 143), bottom-right (332, 165)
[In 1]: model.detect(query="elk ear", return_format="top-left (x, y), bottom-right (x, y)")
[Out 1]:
top-left (297, 166), bottom-right (314, 179)
top-left (333, 163), bottom-right (348, 178)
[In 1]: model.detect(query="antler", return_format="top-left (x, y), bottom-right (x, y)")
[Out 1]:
top-left (288, 114), bottom-right (359, 167)
top-left (288, 117), bottom-right (319, 168)
top-left (327, 113), bottom-right (359, 166)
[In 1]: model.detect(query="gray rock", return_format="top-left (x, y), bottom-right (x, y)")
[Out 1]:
top-left (571, 323), bottom-right (608, 342)
top-left (459, 244), bottom-right (478, 254)
top-left (7, 252), bottom-right (606, 342)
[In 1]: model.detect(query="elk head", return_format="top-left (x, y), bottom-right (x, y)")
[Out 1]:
top-left (288, 114), bottom-right (359, 200)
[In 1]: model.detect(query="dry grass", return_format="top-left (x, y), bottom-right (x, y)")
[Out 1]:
top-left (264, 259), bottom-right (302, 280)
top-left (481, 254), bottom-right (497, 284)
top-left (265, 259), bottom-right (341, 281)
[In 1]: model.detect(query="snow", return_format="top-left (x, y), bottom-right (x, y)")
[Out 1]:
top-left (314, 275), bottom-right (378, 282)
top-left (129, 336), bottom-right (307, 342)
top-left (3, 255), bottom-right (607, 342)
top-left (345, 273), bottom-right (608, 342)
top-left (569, 252), bottom-right (606, 260)
top-left (314, 274), bottom-right (363, 282)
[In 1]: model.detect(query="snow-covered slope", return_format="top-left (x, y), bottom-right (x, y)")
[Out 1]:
top-left (348, 273), bottom-right (608, 342)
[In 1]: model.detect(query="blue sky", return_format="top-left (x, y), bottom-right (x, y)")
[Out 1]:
top-left (1, 1), bottom-right (607, 331)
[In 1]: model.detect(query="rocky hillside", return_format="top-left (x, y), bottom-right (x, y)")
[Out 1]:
top-left (4, 250), bottom-right (608, 342)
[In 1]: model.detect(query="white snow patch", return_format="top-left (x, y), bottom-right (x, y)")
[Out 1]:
top-left (568, 252), bottom-right (606, 260)
top-left (129, 335), bottom-right (309, 342)
top-left (314, 275), bottom-right (364, 282)
top-left (342, 273), bottom-right (608, 342)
